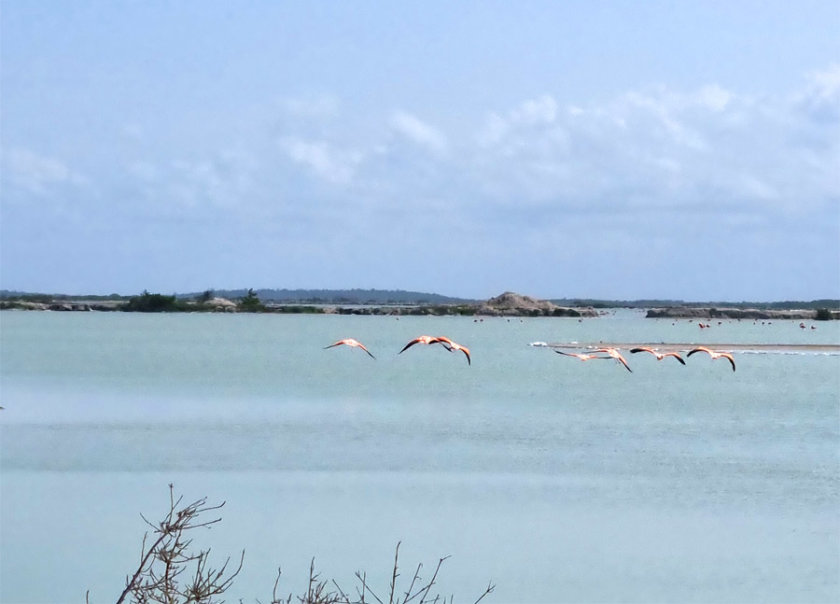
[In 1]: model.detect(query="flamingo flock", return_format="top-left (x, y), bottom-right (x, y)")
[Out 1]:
top-left (554, 345), bottom-right (735, 371)
top-left (327, 335), bottom-right (471, 364)
top-left (325, 336), bottom-right (735, 371)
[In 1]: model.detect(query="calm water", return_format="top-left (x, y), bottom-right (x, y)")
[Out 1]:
top-left (1, 311), bottom-right (838, 603)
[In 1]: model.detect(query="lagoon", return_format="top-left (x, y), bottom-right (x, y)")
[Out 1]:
top-left (1, 311), bottom-right (838, 603)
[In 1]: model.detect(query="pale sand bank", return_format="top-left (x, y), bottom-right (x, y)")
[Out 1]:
top-left (547, 342), bottom-right (840, 353)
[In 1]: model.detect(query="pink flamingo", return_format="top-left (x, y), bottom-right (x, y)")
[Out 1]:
top-left (399, 335), bottom-right (448, 354)
top-left (687, 346), bottom-right (735, 372)
top-left (324, 338), bottom-right (375, 359)
top-left (555, 350), bottom-right (609, 362)
top-left (433, 336), bottom-right (472, 365)
top-left (629, 347), bottom-right (686, 365)
top-left (591, 348), bottom-right (633, 372)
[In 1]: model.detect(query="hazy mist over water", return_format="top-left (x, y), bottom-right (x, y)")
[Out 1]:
top-left (1, 312), bottom-right (838, 603)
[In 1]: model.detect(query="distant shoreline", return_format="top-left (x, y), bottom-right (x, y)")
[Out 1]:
top-left (1, 290), bottom-right (838, 320)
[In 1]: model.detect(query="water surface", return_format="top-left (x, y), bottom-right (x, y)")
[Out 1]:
top-left (1, 312), bottom-right (838, 603)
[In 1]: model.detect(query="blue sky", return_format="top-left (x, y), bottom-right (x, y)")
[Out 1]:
top-left (2, 1), bottom-right (838, 300)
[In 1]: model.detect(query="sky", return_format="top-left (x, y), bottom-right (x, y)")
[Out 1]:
top-left (1, 1), bottom-right (839, 301)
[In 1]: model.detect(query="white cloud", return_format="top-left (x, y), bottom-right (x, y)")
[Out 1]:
top-left (475, 112), bottom-right (509, 147)
top-left (695, 84), bottom-right (733, 112)
top-left (511, 94), bottom-right (558, 124)
top-left (477, 94), bottom-right (560, 147)
top-left (794, 64), bottom-right (840, 122)
top-left (3, 148), bottom-right (86, 196)
top-left (462, 70), bottom-right (840, 219)
top-left (619, 89), bottom-right (707, 150)
top-left (389, 111), bottom-right (447, 153)
top-left (281, 137), bottom-right (361, 184)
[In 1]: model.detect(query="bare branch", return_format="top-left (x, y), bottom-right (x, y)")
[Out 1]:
top-left (473, 581), bottom-right (496, 604)
top-left (115, 485), bottom-right (240, 604)
top-left (402, 563), bottom-right (423, 604)
top-left (416, 556), bottom-right (450, 604)
top-left (388, 542), bottom-right (401, 604)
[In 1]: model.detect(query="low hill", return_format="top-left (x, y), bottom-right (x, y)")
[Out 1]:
top-left (179, 288), bottom-right (475, 305)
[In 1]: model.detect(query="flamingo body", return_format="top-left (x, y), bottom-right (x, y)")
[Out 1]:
top-left (555, 350), bottom-right (608, 362)
top-left (433, 336), bottom-right (471, 365)
top-left (629, 347), bottom-right (686, 365)
top-left (687, 346), bottom-right (736, 371)
top-left (324, 338), bottom-right (376, 359)
top-left (400, 335), bottom-right (471, 365)
top-left (591, 348), bottom-right (633, 372)
top-left (399, 335), bottom-right (447, 354)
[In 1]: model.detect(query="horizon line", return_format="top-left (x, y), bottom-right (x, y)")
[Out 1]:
top-left (1, 288), bottom-right (838, 307)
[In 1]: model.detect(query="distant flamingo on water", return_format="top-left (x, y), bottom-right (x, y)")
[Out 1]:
top-left (324, 338), bottom-right (376, 359)
top-left (591, 348), bottom-right (633, 372)
top-left (687, 346), bottom-right (736, 371)
top-left (629, 347), bottom-right (686, 365)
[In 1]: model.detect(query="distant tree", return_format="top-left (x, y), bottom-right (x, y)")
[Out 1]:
top-left (123, 291), bottom-right (186, 312)
top-left (20, 293), bottom-right (54, 304)
top-left (198, 290), bottom-right (214, 303)
top-left (237, 288), bottom-right (265, 312)
top-left (815, 308), bottom-right (833, 321)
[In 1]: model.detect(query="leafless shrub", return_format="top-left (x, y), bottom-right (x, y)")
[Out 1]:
top-left (266, 542), bottom-right (494, 604)
top-left (94, 486), bottom-right (493, 604)
top-left (113, 483), bottom-right (243, 604)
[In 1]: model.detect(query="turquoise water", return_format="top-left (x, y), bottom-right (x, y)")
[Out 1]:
top-left (1, 312), bottom-right (838, 603)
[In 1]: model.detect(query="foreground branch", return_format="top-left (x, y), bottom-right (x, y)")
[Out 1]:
top-left (98, 486), bottom-right (493, 604)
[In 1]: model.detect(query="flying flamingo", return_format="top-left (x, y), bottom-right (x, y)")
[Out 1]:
top-left (687, 346), bottom-right (736, 371)
top-left (591, 348), bottom-right (633, 372)
top-left (432, 336), bottom-right (472, 365)
top-left (629, 347), bottom-right (686, 365)
top-left (554, 350), bottom-right (609, 362)
top-left (324, 338), bottom-right (375, 359)
top-left (399, 335), bottom-right (448, 354)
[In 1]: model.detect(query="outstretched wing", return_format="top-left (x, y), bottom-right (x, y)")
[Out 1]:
top-left (723, 354), bottom-right (736, 372)
top-left (615, 354), bottom-right (633, 372)
top-left (357, 344), bottom-right (376, 359)
top-left (687, 347), bottom-right (712, 358)
top-left (399, 338), bottom-right (423, 354)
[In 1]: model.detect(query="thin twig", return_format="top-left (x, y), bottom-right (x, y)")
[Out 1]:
top-left (403, 562), bottom-right (423, 604)
top-left (389, 541), bottom-right (401, 604)
top-left (473, 581), bottom-right (495, 604)
top-left (417, 556), bottom-right (450, 604)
